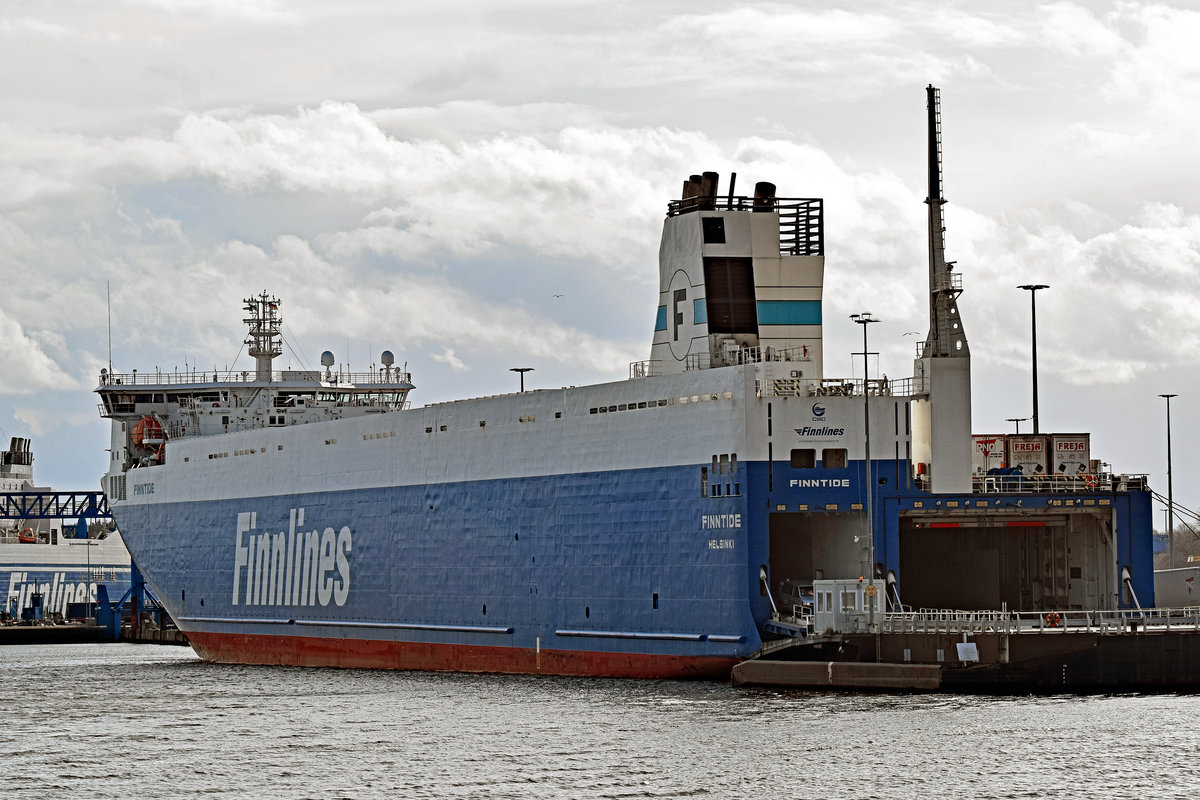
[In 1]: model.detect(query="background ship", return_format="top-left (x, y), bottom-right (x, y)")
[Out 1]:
top-left (97, 87), bottom-right (1154, 679)
top-left (2, 436), bottom-right (131, 623)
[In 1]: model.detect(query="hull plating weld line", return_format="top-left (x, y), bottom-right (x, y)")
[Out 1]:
top-left (180, 616), bottom-right (514, 634)
top-left (555, 629), bottom-right (706, 641)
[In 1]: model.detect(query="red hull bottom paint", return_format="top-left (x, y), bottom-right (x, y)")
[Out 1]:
top-left (187, 631), bottom-right (739, 681)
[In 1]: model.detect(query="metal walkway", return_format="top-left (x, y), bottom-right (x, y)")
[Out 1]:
top-left (0, 491), bottom-right (110, 519)
top-left (765, 606), bottom-right (1200, 647)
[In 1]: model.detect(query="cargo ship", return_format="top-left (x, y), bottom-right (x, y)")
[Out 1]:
top-left (2, 437), bottom-right (132, 622)
top-left (97, 87), bottom-right (1154, 679)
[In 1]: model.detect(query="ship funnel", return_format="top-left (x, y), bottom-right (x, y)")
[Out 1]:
top-left (753, 181), bottom-right (776, 212)
top-left (649, 174), bottom-right (826, 377)
top-left (698, 171), bottom-right (718, 209)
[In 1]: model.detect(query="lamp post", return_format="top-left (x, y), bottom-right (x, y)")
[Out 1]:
top-left (1161, 393), bottom-right (1177, 568)
top-left (1005, 417), bottom-right (1030, 434)
top-left (510, 367), bottom-right (533, 392)
top-left (1017, 285), bottom-right (1049, 434)
top-left (850, 312), bottom-right (880, 619)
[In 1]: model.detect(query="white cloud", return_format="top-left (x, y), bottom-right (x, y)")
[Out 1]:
top-left (12, 405), bottom-right (95, 437)
top-left (1036, 2), bottom-right (1125, 57)
top-left (0, 311), bottom-right (84, 395)
top-left (0, 17), bottom-right (72, 38)
top-left (431, 349), bottom-right (467, 372)
top-left (114, 0), bottom-right (300, 24)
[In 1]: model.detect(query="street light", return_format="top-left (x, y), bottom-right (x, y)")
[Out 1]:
top-left (1161, 393), bottom-right (1177, 568)
top-left (850, 312), bottom-right (880, 613)
top-left (510, 367), bottom-right (533, 392)
top-left (1005, 417), bottom-right (1031, 434)
top-left (1017, 285), bottom-right (1049, 433)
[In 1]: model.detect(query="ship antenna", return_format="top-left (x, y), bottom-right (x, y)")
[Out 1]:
top-left (244, 292), bottom-right (283, 381)
top-left (107, 280), bottom-right (113, 375)
top-left (922, 84), bottom-right (969, 358)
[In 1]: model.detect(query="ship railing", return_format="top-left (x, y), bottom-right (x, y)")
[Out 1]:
top-left (629, 360), bottom-right (662, 379)
top-left (98, 368), bottom-right (412, 387)
top-left (811, 377), bottom-right (893, 397)
top-left (880, 607), bottom-right (1200, 635)
top-left (970, 472), bottom-right (1148, 494)
top-left (713, 344), bottom-right (811, 369)
top-left (756, 378), bottom-right (817, 398)
top-left (888, 376), bottom-right (926, 397)
top-left (934, 272), bottom-right (963, 293)
top-left (665, 196), bottom-right (824, 257)
top-left (771, 606), bottom-right (814, 630)
top-left (756, 375), bottom-right (902, 399)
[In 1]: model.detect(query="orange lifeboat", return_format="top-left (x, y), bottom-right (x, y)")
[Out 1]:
top-left (131, 415), bottom-right (167, 462)
top-left (18, 528), bottom-right (35, 543)
top-left (130, 416), bottom-right (165, 449)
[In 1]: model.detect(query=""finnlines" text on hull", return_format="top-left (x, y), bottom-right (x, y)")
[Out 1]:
top-left (233, 508), bottom-right (352, 608)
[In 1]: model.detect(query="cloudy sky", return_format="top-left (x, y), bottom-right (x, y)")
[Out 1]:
top-left (2, 0), bottom-right (1198, 522)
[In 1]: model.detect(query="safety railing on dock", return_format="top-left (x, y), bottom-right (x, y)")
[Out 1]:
top-left (879, 607), bottom-right (1200, 635)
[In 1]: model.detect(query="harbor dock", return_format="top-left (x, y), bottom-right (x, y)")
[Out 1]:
top-left (734, 608), bottom-right (1200, 691)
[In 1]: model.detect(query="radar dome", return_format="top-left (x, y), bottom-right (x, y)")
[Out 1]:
top-left (320, 351), bottom-right (335, 367)
top-left (381, 350), bottom-right (395, 367)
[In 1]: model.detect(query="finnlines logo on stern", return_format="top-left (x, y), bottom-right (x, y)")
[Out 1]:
top-left (232, 508), bottom-right (352, 608)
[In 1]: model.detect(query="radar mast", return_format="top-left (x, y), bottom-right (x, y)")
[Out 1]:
top-left (244, 292), bottom-right (283, 381)
top-left (911, 85), bottom-right (973, 493)
top-left (923, 85), bottom-right (969, 358)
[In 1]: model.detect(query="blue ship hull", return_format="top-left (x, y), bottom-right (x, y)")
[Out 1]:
top-left (115, 464), bottom-right (764, 677)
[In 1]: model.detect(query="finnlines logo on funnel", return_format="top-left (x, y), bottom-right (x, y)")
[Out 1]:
top-left (232, 508), bottom-right (352, 608)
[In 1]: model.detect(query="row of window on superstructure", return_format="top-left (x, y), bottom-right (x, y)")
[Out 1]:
top-left (589, 391), bottom-right (733, 416)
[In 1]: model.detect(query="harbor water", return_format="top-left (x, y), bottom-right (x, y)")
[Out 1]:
top-left (4, 643), bottom-right (1198, 799)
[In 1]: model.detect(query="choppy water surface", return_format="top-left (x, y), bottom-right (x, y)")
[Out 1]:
top-left (3, 643), bottom-right (1197, 799)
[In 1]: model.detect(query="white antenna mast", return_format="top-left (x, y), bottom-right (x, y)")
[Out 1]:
top-left (107, 280), bottom-right (113, 374)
